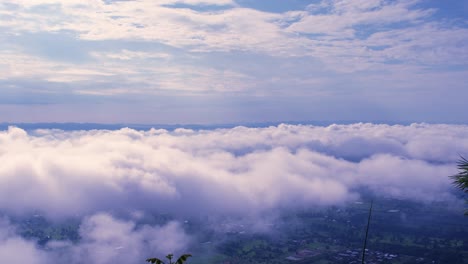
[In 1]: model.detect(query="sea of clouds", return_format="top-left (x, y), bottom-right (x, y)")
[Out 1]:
top-left (0, 123), bottom-right (467, 263)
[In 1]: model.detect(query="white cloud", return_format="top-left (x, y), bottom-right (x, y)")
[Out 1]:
top-left (91, 50), bottom-right (172, 61)
top-left (1, 0), bottom-right (467, 100)
top-left (2, 0), bottom-right (462, 64)
top-left (160, 0), bottom-right (235, 5)
top-left (289, 0), bottom-right (432, 37)
top-left (0, 123), bottom-right (465, 220)
top-left (364, 23), bottom-right (468, 65)
top-left (51, 214), bottom-right (190, 264)
top-left (0, 218), bottom-right (50, 264)
top-left (0, 215), bottom-right (190, 264)
top-left (0, 49), bottom-right (250, 93)
top-left (0, 51), bottom-right (126, 83)
top-left (0, 123), bottom-right (466, 263)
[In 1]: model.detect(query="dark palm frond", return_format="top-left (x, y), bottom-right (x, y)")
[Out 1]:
top-left (146, 258), bottom-right (165, 264)
top-left (450, 156), bottom-right (468, 193)
top-left (175, 254), bottom-right (192, 264)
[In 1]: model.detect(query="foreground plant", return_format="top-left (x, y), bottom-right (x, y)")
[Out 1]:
top-left (450, 156), bottom-right (468, 215)
top-left (146, 254), bottom-right (192, 264)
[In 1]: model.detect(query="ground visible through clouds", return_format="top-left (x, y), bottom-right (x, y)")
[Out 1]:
top-left (0, 123), bottom-right (467, 264)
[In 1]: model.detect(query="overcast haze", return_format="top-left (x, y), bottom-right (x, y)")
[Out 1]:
top-left (1, 0), bottom-right (467, 123)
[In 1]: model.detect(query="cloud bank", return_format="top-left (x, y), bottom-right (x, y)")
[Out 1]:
top-left (1, 123), bottom-right (467, 263)
top-left (1, 123), bottom-right (464, 219)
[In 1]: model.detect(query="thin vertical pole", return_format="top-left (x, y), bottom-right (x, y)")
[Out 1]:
top-left (361, 200), bottom-right (373, 264)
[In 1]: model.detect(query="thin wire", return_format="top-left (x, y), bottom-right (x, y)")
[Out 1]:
top-left (361, 200), bottom-right (373, 264)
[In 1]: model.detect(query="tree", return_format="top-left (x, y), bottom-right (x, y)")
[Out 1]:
top-left (146, 254), bottom-right (192, 264)
top-left (450, 156), bottom-right (468, 215)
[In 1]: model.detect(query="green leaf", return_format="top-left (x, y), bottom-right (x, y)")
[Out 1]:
top-left (451, 156), bottom-right (468, 192)
top-left (175, 254), bottom-right (192, 264)
top-left (146, 257), bottom-right (165, 264)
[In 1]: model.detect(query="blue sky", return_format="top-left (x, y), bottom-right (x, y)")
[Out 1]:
top-left (0, 0), bottom-right (467, 124)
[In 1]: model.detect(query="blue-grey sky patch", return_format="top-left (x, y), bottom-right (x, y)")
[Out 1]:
top-left (11, 32), bottom-right (91, 63)
top-left (162, 3), bottom-right (233, 12)
top-left (235, 0), bottom-right (312, 13)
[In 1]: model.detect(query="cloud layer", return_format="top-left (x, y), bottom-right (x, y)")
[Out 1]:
top-left (1, 123), bottom-right (467, 263)
top-left (1, 123), bottom-right (465, 219)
